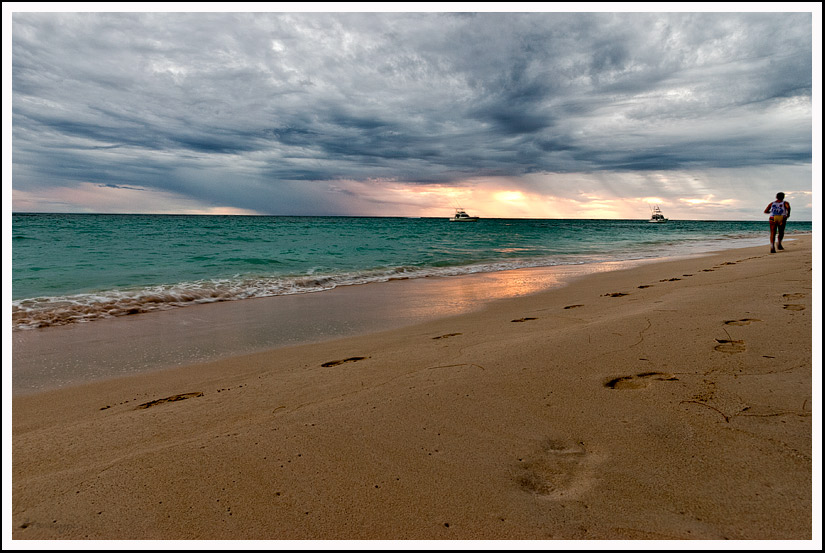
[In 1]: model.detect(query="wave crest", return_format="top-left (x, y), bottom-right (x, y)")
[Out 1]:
top-left (12, 232), bottom-right (789, 331)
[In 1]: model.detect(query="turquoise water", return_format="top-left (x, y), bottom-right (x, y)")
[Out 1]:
top-left (11, 213), bottom-right (811, 330)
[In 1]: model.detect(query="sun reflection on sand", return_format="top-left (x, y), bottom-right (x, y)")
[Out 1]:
top-left (376, 261), bottom-right (642, 320)
top-left (11, 260), bottom-right (643, 393)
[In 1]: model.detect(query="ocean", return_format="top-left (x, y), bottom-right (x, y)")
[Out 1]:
top-left (11, 213), bottom-right (811, 331)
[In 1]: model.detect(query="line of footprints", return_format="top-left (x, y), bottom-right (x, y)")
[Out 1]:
top-left (107, 284), bottom-right (808, 506)
top-left (114, 256), bottom-right (808, 429)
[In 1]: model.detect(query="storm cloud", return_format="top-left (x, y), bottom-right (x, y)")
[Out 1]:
top-left (10, 10), bottom-right (814, 218)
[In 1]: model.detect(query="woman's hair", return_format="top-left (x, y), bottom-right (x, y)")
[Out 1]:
top-left (776, 192), bottom-right (785, 200)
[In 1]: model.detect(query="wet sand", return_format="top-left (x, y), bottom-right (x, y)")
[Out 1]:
top-left (11, 258), bottom-right (645, 394)
top-left (10, 236), bottom-right (816, 541)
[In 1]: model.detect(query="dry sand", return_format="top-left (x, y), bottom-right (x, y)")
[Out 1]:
top-left (10, 236), bottom-right (816, 541)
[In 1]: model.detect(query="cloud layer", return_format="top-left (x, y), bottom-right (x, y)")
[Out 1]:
top-left (10, 11), bottom-right (814, 218)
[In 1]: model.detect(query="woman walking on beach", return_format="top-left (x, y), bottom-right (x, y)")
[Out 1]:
top-left (764, 192), bottom-right (791, 253)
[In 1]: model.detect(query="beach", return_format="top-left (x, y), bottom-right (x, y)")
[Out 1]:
top-left (10, 236), bottom-right (815, 541)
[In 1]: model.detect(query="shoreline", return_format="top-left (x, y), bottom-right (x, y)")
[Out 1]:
top-left (11, 235), bottom-right (810, 396)
top-left (10, 236), bottom-right (817, 540)
top-left (10, 253), bottom-right (687, 396)
top-left (10, 227), bottom-right (812, 332)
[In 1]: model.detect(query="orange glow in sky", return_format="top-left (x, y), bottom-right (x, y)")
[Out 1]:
top-left (13, 168), bottom-right (812, 221)
top-left (393, 182), bottom-right (642, 219)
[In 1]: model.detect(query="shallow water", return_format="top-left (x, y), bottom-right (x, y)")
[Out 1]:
top-left (10, 258), bottom-right (644, 394)
top-left (12, 213), bottom-right (810, 330)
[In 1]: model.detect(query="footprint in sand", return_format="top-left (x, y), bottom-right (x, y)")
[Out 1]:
top-left (432, 333), bottom-right (462, 340)
top-left (603, 372), bottom-right (677, 390)
top-left (136, 392), bottom-right (203, 410)
top-left (783, 304), bottom-right (805, 311)
top-left (602, 292), bottom-right (629, 297)
top-left (511, 317), bottom-right (538, 322)
top-left (637, 285), bottom-right (653, 289)
top-left (563, 304), bottom-right (584, 309)
top-left (783, 293), bottom-right (806, 300)
top-left (723, 318), bottom-right (761, 326)
top-left (714, 339), bottom-right (746, 353)
top-left (321, 356), bottom-right (368, 367)
top-left (515, 438), bottom-right (598, 500)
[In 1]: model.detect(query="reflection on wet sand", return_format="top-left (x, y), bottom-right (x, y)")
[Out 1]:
top-left (12, 258), bottom-right (651, 394)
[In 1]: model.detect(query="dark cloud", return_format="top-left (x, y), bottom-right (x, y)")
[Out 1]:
top-left (96, 183), bottom-right (145, 191)
top-left (10, 10), bottom-right (813, 214)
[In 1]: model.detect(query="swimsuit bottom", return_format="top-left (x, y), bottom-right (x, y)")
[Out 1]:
top-left (770, 215), bottom-right (785, 225)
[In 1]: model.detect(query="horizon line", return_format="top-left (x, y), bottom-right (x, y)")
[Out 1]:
top-left (10, 211), bottom-right (813, 223)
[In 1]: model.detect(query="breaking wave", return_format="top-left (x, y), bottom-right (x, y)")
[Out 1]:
top-left (12, 260), bottom-right (569, 330)
top-left (11, 228), bottom-right (803, 331)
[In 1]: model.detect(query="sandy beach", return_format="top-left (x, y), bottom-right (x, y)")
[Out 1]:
top-left (10, 236), bottom-right (815, 541)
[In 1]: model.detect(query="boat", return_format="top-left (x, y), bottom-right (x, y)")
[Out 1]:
top-left (648, 205), bottom-right (668, 223)
top-left (449, 209), bottom-right (479, 222)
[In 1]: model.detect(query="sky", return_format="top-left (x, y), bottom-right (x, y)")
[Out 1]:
top-left (4, 4), bottom-right (820, 220)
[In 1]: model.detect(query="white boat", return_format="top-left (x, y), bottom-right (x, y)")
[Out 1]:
top-left (449, 209), bottom-right (479, 222)
top-left (648, 205), bottom-right (668, 223)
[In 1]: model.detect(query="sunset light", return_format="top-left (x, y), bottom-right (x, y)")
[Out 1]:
top-left (8, 8), bottom-right (815, 541)
top-left (8, 11), bottom-right (812, 220)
